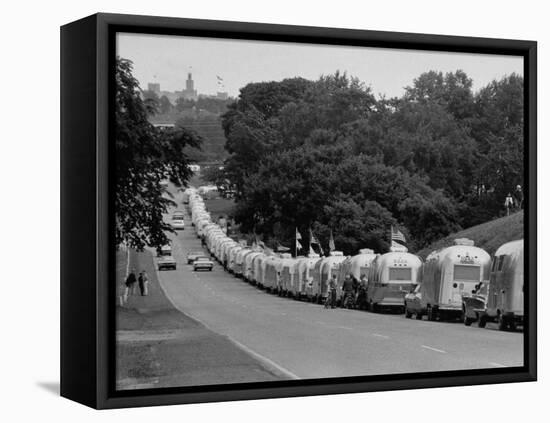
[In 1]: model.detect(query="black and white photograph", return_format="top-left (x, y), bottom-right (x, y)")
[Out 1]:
top-left (114, 31), bottom-right (527, 390)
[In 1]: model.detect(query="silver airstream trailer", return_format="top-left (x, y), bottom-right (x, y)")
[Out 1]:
top-left (227, 245), bottom-right (245, 274)
top-left (263, 255), bottom-right (283, 292)
top-left (253, 254), bottom-right (269, 287)
top-left (294, 254), bottom-right (322, 299)
top-left (220, 240), bottom-right (238, 268)
top-left (310, 252), bottom-right (347, 303)
top-left (234, 248), bottom-right (253, 277)
top-left (481, 239), bottom-right (524, 331)
top-left (366, 245), bottom-right (422, 312)
top-left (279, 255), bottom-right (299, 296)
top-left (244, 251), bottom-right (264, 282)
top-left (418, 239), bottom-right (491, 321)
top-left (339, 249), bottom-right (377, 282)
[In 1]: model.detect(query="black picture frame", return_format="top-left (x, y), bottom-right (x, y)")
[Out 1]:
top-left (60, 12), bottom-right (537, 409)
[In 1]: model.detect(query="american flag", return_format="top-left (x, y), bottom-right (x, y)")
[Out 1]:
top-left (309, 228), bottom-right (324, 256)
top-left (391, 226), bottom-right (406, 243)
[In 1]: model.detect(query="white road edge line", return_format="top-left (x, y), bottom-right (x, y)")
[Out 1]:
top-left (154, 263), bottom-right (299, 381)
top-left (489, 361), bottom-right (506, 367)
top-left (421, 345), bottom-right (447, 354)
top-left (372, 333), bottom-right (389, 339)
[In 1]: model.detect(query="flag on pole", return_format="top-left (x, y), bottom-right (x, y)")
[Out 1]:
top-left (391, 225), bottom-right (406, 243)
top-left (309, 228), bottom-right (324, 256)
top-left (296, 228), bottom-right (302, 240)
top-left (296, 239), bottom-right (302, 250)
top-left (329, 230), bottom-right (336, 252)
top-left (277, 243), bottom-right (291, 252)
top-left (309, 245), bottom-right (316, 256)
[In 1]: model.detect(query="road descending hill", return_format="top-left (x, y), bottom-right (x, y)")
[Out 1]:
top-left (416, 211), bottom-right (524, 259)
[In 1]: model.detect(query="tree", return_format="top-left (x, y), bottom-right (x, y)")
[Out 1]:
top-left (115, 57), bottom-right (202, 250)
top-left (159, 95), bottom-right (173, 114)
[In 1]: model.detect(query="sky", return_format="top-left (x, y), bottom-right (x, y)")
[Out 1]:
top-left (117, 32), bottom-right (523, 99)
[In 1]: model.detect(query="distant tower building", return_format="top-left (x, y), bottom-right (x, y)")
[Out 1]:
top-left (181, 72), bottom-right (198, 100)
top-left (147, 83), bottom-right (161, 95)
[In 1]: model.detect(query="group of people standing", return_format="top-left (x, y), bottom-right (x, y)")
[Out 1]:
top-left (123, 268), bottom-right (149, 303)
top-left (326, 273), bottom-right (368, 309)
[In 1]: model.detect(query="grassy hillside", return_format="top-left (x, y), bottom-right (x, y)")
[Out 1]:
top-left (416, 210), bottom-right (524, 259)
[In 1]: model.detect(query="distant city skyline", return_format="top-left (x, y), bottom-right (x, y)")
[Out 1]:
top-left (117, 33), bottom-right (523, 100)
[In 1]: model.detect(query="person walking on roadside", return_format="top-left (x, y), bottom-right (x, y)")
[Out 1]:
top-left (325, 274), bottom-right (338, 309)
top-left (124, 268), bottom-right (137, 303)
top-left (138, 270), bottom-right (149, 296)
top-left (356, 273), bottom-right (368, 309)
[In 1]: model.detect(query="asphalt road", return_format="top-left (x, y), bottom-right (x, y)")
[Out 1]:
top-left (157, 201), bottom-right (524, 381)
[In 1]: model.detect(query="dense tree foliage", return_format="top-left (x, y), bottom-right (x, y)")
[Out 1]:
top-left (115, 58), bottom-right (202, 250)
top-left (211, 70), bottom-right (523, 254)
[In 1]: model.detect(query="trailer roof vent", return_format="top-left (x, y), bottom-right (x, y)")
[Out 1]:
top-left (330, 251), bottom-right (344, 256)
top-left (389, 244), bottom-right (408, 253)
top-left (280, 253), bottom-right (292, 259)
top-left (359, 248), bottom-right (375, 255)
top-left (454, 238), bottom-right (475, 246)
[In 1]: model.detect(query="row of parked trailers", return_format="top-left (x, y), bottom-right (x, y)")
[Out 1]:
top-left (186, 188), bottom-right (524, 329)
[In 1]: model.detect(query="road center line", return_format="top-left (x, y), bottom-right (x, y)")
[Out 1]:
top-left (421, 345), bottom-right (447, 354)
top-left (337, 326), bottom-right (353, 330)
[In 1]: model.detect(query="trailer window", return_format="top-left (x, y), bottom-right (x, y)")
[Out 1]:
top-left (389, 267), bottom-right (411, 281)
top-left (497, 255), bottom-right (506, 271)
top-left (454, 265), bottom-right (480, 282)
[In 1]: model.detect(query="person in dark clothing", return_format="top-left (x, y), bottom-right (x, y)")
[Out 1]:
top-left (356, 274), bottom-right (368, 309)
top-left (124, 269), bottom-right (137, 303)
top-left (342, 274), bottom-right (355, 308)
top-left (513, 185), bottom-right (524, 210)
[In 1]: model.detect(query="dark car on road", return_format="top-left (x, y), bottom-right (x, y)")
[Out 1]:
top-left (193, 256), bottom-right (214, 271)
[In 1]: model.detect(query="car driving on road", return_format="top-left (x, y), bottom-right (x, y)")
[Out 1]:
top-left (193, 256), bottom-right (214, 271)
top-left (158, 255), bottom-right (177, 271)
top-left (171, 211), bottom-right (185, 230)
top-left (187, 251), bottom-right (205, 264)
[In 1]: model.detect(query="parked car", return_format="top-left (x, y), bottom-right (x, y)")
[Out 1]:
top-left (171, 212), bottom-right (185, 230)
top-left (158, 255), bottom-right (177, 271)
top-left (193, 256), bottom-right (214, 271)
top-left (187, 251), bottom-right (204, 264)
top-left (404, 284), bottom-right (424, 319)
top-left (462, 282), bottom-right (488, 326)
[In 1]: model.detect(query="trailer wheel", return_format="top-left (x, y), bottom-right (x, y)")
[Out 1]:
top-left (498, 314), bottom-right (508, 331)
top-left (405, 307), bottom-right (412, 318)
top-left (427, 305), bottom-right (436, 321)
top-left (478, 315), bottom-right (487, 328)
top-left (415, 312), bottom-right (423, 320)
